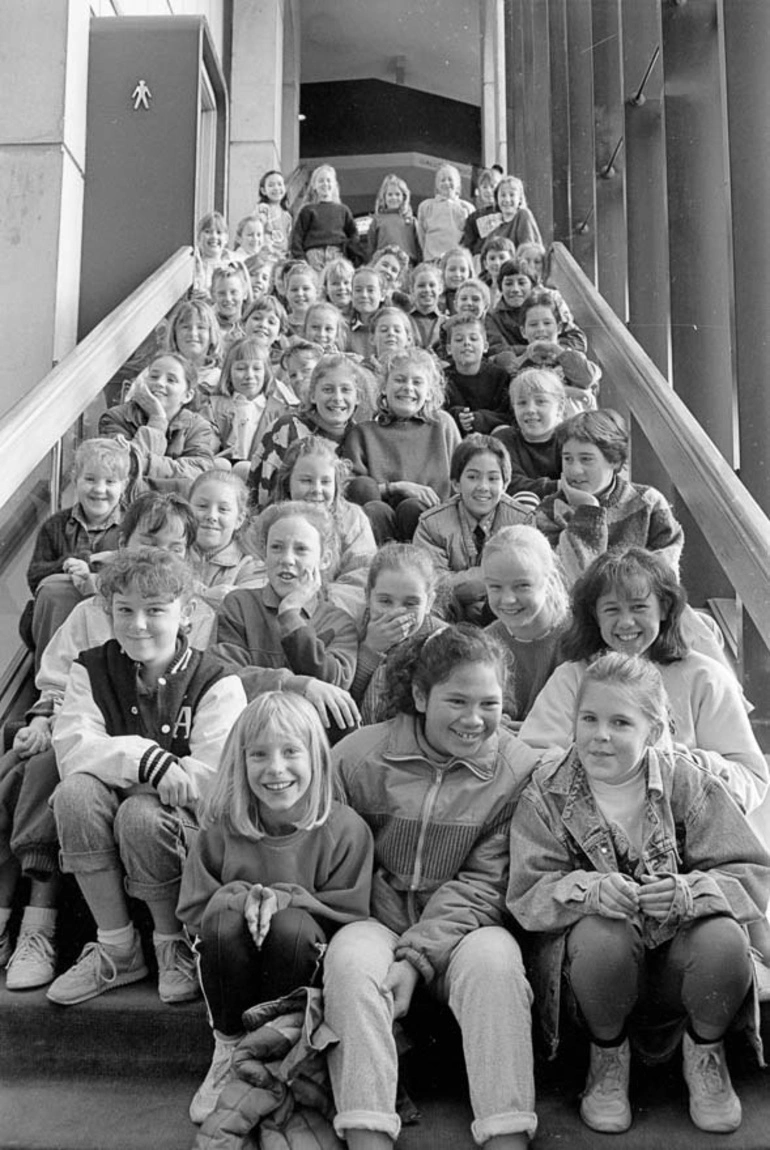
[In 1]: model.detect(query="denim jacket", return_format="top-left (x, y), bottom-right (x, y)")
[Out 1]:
top-left (507, 746), bottom-right (770, 1059)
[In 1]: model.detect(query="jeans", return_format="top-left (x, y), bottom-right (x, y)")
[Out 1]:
top-left (323, 919), bottom-right (537, 1145)
top-left (197, 885), bottom-right (327, 1034)
top-left (0, 747), bottom-right (60, 879)
top-left (53, 774), bottom-right (197, 904)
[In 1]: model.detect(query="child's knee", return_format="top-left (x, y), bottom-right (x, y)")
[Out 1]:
top-left (113, 793), bottom-right (165, 844)
top-left (53, 774), bottom-right (110, 828)
top-left (568, 915), bottom-right (641, 973)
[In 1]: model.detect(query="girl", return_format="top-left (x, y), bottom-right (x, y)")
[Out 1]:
top-left (243, 296), bottom-right (289, 364)
top-left (284, 261), bottom-right (320, 336)
top-left (290, 164), bottom-right (363, 270)
top-left (193, 211), bottom-right (242, 293)
top-left (233, 213), bottom-right (265, 259)
top-left (303, 300), bottom-right (348, 354)
top-left (347, 266), bottom-right (385, 358)
top-left (479, 235), bottom-right (517, 308)
top-left (367, 174), bottom-right (420, 264)
top-left (415, 163), bottom-right (474, 262)
top-left (439, 246), bottom-right (475, 315)
top-left (516, 240), bottom-right (548, 285)
top-left (509, 652), bottom-right (770, 1135)
top-left (463, 175), bottom-right (542, 259)
top-left (493, 368), bottom-right (566, 499)
top-left (177, 691), bottom-right (373, 1125)
top-left (351, 542), bottom-right (443, 725)
top-left (536, 409), bottom-right (683, 585)
top-left (368, 306), bottom-right (416, 367)
top-left (211, 501), bottom-right (359, 727)
top-left (249, 354), bottom-right (372, 508)
top-left (211, 262), bottom-right (251, 348)
top-left (471, 166), bottom-right (502, 212)
top-left (485, 258), bottom-right (535, 363)
top-left (407, 262), bottom-right (446, 350)
top-left (519, 548), bottom-right (768, 814)
top-left (370, 246), bottom-right (412, 308)
top-left (243, 253), bottom-right (274, 303)
top-left (482, 525), bottom-right (570, 725)
top-left (509, 289), bottom-right (598, 408)
top-left (455, 277), bottom-right (492, 321)
top-left (325, 624), bottom-right (540, 1150)
top-left (278, 337), bottom-right (324, 406)
top-left (413, 435), bottom-right (533, 624)
top-left (270, 435), bottom-right (376, 590)
top-left (321, 256), bottom-right (355, 319)
top-left (342, 348), bottom-right (461, 543)
top-left (99, 352), bottom-right (217, 496)
top-left (188, 470), bottom-right (264, 608)
top-left (202, 337), bottom-right (295, 476)
top-left (163, 297), bottom-right (222, 398)
top-left (255, 169), bottom-right (293, 261)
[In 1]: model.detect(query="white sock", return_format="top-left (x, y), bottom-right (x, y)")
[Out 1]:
top-left (152, 929), bottom-right (186, 946)
top-left (97, 923), bottom-right (135, 952)
top-left (0, 907), bottom-right (12, 934)
top-left (20, 906), bottom-right (57, 936)
top-left (213, 1029), bottom-right (243, 1046)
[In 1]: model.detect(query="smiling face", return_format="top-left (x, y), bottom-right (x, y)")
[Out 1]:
top-left (249, 265), bottom-right (272, 299)
top-left (313, 170), bottom-right (336, 201)
top-left (456, 285), bottom-right (487, 319)
top-left (305, 309), bottom-right (339, 351)
top-left (384, 183), bottom-right (405, 211)
top-left (444, 256), bottom-right (471, 291)
top-left (239, 219), bottom-right (264, 255)
top-left (174, 313), bottom-right (211, 362)
top-left (448, 323), bottom-right (486, 373)
top-left (229, 354), bottom-right (267, 400)
top-left (369, 567), bottom-right (434, 635)
top-left (191, 478), bottom-right (245, 553)
top-left (513, 386), bottom-right (563, 442)
top-left (576, 682), bottom-right (655, 784)
top-left (146, 356), bottom-right (193, 419)
top-left (326, 270), bottom-right (352, 309)
top-left (265, 515), bottom-right (327, 599)
top-left (501, 273), bottom-right (533, 309)
top-left (198, 222), bottom-right (227, 259)
top-left (246, 725), bottom-right (313, 824)
top-left (214, 274), bottom-right (246, 322)
top-left (414, 661), bottom-right (503, 758)
top-left (453, 451), bottom-right (505, 520)
top-left (595, 579), bottom-right (665, 658)
top-left (522, 305), bottom-right (559, 344)
top-left (373, 254), bottom-right (403, 291)
top-left (484, 249), bottom-right (510, 282)
top-left (111, 586), bottom-right (190, 676)
top-left (412, 271), bottom-right (441, 313)
top-left (311, 366), bottom-right (358, 431)
top-left (244, 308), bottom-right (282, 345)
top-left (372, 312), bottom-right (412, 357)
top-left (483, 551), bottom-right (550, 638)
top-left (262, 172), bottom-right (285, 203)
top-left (352, 272), bottom-right (383, 317)
top-left (561, 438), bottom-right (617, 495)
top-left (497, 182), bottom-right (522, 217)
top-left (124, 515), bottom-right (189, 558)
top-left (284, 351), bottom-right (320, 396)
top-left (75, 463), bottom-right (125, 526)
top-left (436, 168), bottom-right (460, 199)
top-left (286, 273), bottom-right (318, 317)
top-left (385, 362), bottom-right (431, 419)
top-left (289, 455), bottom-right (336, 505)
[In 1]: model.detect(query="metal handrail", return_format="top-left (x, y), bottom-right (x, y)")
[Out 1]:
top-left (0, 247), bottom-right (196, 514)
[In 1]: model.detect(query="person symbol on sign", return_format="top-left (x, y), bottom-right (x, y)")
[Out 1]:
top-left (132, 80), bottom-right (152, 110)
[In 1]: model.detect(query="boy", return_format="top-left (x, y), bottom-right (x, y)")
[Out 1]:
top-left (408, 262), bottom-right (445, 349)
top-left (478, 235), bottom-right (517, 308)
top-left (493, 368), bottom-right (567, 499)
top-left (485, 259), bottom-right (535, 366)
top-left (23, 438), bottom-right (130, 669)
top-left (511, 289), bottom-right (600, 415)
top-left (443, 315), bottom-right (512, 435)
top-left (47, 549), bottom-right (246, 1006)
top-left (0, 493), bottom-right (209, 991)
top-left (347, 267), bottom-right (385, 358)
top-left (279, 338), bottom-right (324, 407)
top-left (413, 434), bottom-right (533, 624)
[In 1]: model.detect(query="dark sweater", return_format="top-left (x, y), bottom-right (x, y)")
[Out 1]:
top-left (27, 506), bottom-right (122, 594)
top-left (444, 361), bottom-right (512, 434)
top-left (290, 202), bottom-right (363, 262)
top-left (493, 424), bottom-right (561, 498)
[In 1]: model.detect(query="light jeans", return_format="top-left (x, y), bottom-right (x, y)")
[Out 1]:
top-left (323, 919), bottom-right (537, 1145)
top-left (53, 773), bottom-right (197, 904)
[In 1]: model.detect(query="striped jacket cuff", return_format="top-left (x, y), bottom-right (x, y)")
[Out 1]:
top-left (138, 744), bottom-right (178, 789)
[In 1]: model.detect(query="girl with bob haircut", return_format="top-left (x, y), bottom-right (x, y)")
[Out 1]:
top-left (177, 691), bottom-right (373, 1126)
top-left (367, 175), bottom-right (420, 265)
top-left (509, 652), bottom-right (770, 1137)
top-left (324, 623), bottom-right (540, 1148)
top-left (520, 548), bottom-right (768, 816)
top-left (163, 297), bottom-right (223, 398)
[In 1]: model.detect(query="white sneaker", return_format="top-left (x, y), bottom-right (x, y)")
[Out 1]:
top-left (47, 933), bottom-right (148, 1005)
top-left (189, 1034), bottom-right (239, 1124)
top-left (6, 930), bottom-right (56, 990)
top-left (580, 1038), bottom-right (632, 1133)
top-left (154, 935), bottom-right (200, 1004)
top-left (682, 1031), bottom-right (742, 1133)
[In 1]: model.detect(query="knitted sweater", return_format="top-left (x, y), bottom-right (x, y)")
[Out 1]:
top-left (177, 801), bottom-right (374, 937)
top-left (26, 505), bottom-right (122, 594)
top-left (416, 196), bottom-right (474, 261)
top-left (211, 583), bottom-right (358, 699)
top-left (536, 474), bottom-right (684, 585)
top-left (366, 210), bottom-right (421, 263)
top-left (342, 412), bottom-right (461, 501)
top-left (444, 360), bottom-right (513, 434)
top-left (290, 202), bottom-right (362, 261)
top-left (493, 424), bottom-right (561, 498)
top-left (248, 412), bottom-right (349, 509)
top-left (485, 617), bottom-right (568, 722)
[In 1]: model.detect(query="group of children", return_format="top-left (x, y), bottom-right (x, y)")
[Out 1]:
top-left (2, 157), bottom-right (769, 1150)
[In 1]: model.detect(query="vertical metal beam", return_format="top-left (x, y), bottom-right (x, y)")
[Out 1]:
top-left (525, 0), bottom-right (554, 240)
top-left (565, 0), bottom-right (597, 279)
top-left (505, 0), bottom-right (527, 175)
top-left (722, 0), bottom-right (770, 725)
top-left (547, 0), bottom-right (570, 243)
top-left (661, 0), bottom-right (735, 602)
top-left (621, 0), bottom-right (673, 500)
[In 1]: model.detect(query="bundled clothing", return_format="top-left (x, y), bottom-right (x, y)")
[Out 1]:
top-left (99, 402), bottom-right (217, 495)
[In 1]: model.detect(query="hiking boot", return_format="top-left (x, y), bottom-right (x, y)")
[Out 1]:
top-left (46, 932), bottom-right (147, 1005)
top-left (6, 930), bottom-right (56, 990)
top-left (682, 1031), bottom-right (742, 1133)
top-left (189, 1033), bottom-right (239, 1124)
top-left (155, 935), bottom-right (200, 1004)
top-left (580, 1038), bottom-right (632, 1133)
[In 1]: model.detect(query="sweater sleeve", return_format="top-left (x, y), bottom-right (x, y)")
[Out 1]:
top-left (176, 824), bottom-right (227, 936)
top-left (518, 663), bottom-right (581, 753)
top-left (134, 416), bottom-right (217, 482)
top-left (27, 515), bottom-right (75, 593)
top-left (536, 497), bottom-right (609, 585)
top-left (278, 603), bottom-right (358, 688)
top-left (211, 592), bottom-right (297, 698)
top-left (340, 425), bottom-right (370, 478)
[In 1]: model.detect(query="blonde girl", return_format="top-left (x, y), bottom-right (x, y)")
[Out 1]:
top-left (321, 256), bottom-right (355, 318)
top-left (283, 261), bottom-right (320, 334)
top-left (178, 691), bottom-right (373, 1125)
top-left (439, 246), bottom-right (475, 314)
top-left (290, 164), bottom-right (363, 270)
top-left (164, 297), bottom-right (223, 397)
top-left (188, 469), bottom-right (264, 607)
top-left (342, 347), bottom-right (461, 542)
top-left (369, 306), bottom-right (416, 365)
top-left (210, 263), bottom-right (252, 347)
top-left (463, 175), bottom-right (541, 259)
top-left (303, 300), bottom-right (349, 354)
top-left (202, 338), bottom-right (282, 475)
top-left (492, 367), bottom-right (567, 499)
top-left (370, 245), bottom-right (411, 305)
top-left (193, 211), bottom-right (242, 293)
top-left (482, 524), bottom-right (570, 725)
top-left (243, 296), bottom-right (289, 363)
top-left (243, 253), bottom-right (274, 303)
top-left (255, 169), bottom-right (293, 260)
top-left (367, 174), bottom-right (420, 264)
top-left (415, 162), bottom-right (474, 262)
top-left (351, 542), bottom-right (443, 724)
top-left (233, 213), bottom-right (265, 259)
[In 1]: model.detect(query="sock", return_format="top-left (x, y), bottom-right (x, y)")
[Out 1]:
top-left (20, 906), bottom-right (57, 936)
top-left (0, 907), bottom-right (12, 934)
top-left (687, 1023), bottom-right (721, 1046)
top-left (592, 1031), bottom-right (626, 1048)
top-left (213, 1029), bottom-right (243, 1046)
top-left (97, 923), bottom-right (136, 952)
top-left (152, 929), bottom-right (186, 946)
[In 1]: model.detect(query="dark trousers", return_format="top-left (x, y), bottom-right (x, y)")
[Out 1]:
top-left (346, 476), bottom-right (423, 543)
top-left (0, 747), bottom-right (60, 881)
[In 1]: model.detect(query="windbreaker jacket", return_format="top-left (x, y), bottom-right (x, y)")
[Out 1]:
top-left (332, 712), bottom-right (540, 982)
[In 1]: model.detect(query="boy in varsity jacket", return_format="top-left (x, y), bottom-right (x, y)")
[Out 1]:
top-left (47, 549), bottom-right (246, 1008)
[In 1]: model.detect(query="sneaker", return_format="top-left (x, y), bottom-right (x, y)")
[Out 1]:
top-left (0, 928), bottom-right (12, 968)
top-left (189, 1034), bottom-right (239, 1124)
top-left (155, 935), bottom-right (200, 1004)
top-left (6, 930), bottom-right (56, 990)
top-left (46, 933), bottom-right (148, 1005)
top-left (682, 1031), bottom-right (742, 1133)
top-left (580, 1038), bottom-right (632, 1133)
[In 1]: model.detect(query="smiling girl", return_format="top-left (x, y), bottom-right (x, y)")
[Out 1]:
top-left (188, 470), bottom-right (264, 608)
